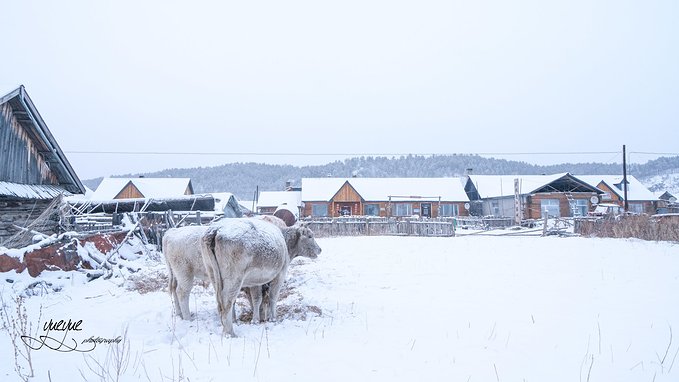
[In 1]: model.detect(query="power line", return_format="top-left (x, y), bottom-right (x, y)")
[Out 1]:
top-left (629, 151), bottom-right (679, 156)
top-left (63, 150), bottom-right (623, 157)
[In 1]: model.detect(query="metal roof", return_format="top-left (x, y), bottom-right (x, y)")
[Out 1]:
top-left (0, 86), bottom-right (86, 195)
top-left (467, 173), bottom-right (601, 199)
top-left (0, 181), bottom-right (72, 199)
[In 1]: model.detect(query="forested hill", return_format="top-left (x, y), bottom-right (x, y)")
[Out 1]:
top-left (83, 155), bottom-right (679, 200)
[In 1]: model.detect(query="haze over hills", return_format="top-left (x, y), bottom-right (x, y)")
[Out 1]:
top-left (82, 155), bottom-right (679, 200)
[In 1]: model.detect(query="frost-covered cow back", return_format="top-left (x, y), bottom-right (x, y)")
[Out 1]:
top-left (201, 218), bottom-right (289, 336)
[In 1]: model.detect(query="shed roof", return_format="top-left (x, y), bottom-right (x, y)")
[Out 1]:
top-left (576, 175), bottom-right (658, 202)
top-left (257, 191), bottom-right (302, 208)
top-left (0, 86), bottom-right (85, 195)
top-left (90, 178), bottom-right (193, 200)
top-left (0, 181), bottom-right (72, 199)
top-left (301, 178), bottom-right (469, 202)
top-left (467, 173), bottom-right (600, 199)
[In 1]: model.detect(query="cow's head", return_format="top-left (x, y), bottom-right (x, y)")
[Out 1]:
top-left (285, 226), bottom-right (322, 259)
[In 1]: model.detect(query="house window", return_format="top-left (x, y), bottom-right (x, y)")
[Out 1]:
top-left (569, 199), bottom-right (589, 217)
top-left (364, 203), bottom-right (380, 216)
top-left (491, 201), bottom-right (500, 216)
top-left (440, 204), bottom-right (458, 217)
top-left (392, 203), bottom-right (412, 216)
top-left (311, 204), bottom-right (329, 217)
top-left (541, 199), bottom-right (560, 218)
top-left (629, 203), bottom-right (644, 214)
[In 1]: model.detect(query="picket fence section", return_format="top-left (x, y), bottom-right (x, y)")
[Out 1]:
top-left (303, 217), bottom-right (456, 237)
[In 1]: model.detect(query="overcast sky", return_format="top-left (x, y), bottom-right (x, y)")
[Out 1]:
top-left (1, 0), bottom-right (677, 179)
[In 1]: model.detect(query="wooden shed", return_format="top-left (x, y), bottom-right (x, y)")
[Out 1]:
top-left (1, 86), bottom-right (86, 247)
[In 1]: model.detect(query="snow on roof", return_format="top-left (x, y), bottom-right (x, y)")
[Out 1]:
top-left (257, 191), bottom-right (302, 208)
top-left (211, 192), bottom-right (236, 212)
top-left (467, 173), bottom-right (571, 198)
top-left (576, 175), bottom-right (658, 201)
top-left (90, 178), bottom-right (192, 200)
top-left (301, 178), bottom-right (469, 202)
top-left (301, 178), bottom-right (348, 201)
top-left (0, 181), bottom-right (72, 199)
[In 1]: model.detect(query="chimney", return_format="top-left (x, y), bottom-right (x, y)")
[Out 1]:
top-left (461, 168), bottom-right (473, 186)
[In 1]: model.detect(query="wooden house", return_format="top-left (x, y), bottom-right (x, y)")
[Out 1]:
top-left (577, 175), bottom-right (659, 215)
top-left (90, 177), bottom-right (194, 200)
top-left (301, 178), bottom-right (470, 218)
top-left (464, 173), bottom-right (602, 219)
top-left (1, 86), bottom-right (86, 246)
top-left (657, 191), bottom-right (678, 214)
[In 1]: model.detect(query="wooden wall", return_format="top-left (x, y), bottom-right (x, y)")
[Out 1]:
top-left (258, 207), bottom-right (277, 215)
top-left (303, 200), bottom-right (469, 218)
top-left (332, 182), bottom-right (362, 202)
top-left (526, 193), bottom-right (595, 219)
top-left (303, 202), bottom-right (328, 217)
top-left (0, 103), bottom-right (58, 185)
top-left (0, 198), bottom-right (58, 247)
top-left (114, 182), bottom-right (144, 199)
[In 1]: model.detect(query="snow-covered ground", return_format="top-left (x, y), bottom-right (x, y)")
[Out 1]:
top-left (1, 235), bottom-right (678, 381)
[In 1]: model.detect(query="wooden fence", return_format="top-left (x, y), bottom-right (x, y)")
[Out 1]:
top-left (574, 214), bottom-right (679, 241)
top-left (454, 216), bottom-right (515, 230)
top-left (303, 217), bottom-right (456, 237)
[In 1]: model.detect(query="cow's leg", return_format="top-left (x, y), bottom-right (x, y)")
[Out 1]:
top-left (247, 286), bottom-right (263, 323)
top-left (265, 268), bottom-right (288, 322)
top-left (219, 277), bottom-right (243, 337)
top-left (259, 285), bottom-right (269, 321)
top-left (176, 276), bottom-right (194, 320)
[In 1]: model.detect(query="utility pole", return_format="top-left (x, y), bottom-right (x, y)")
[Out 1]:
top-left (622, 145), bottom-right (629, 212)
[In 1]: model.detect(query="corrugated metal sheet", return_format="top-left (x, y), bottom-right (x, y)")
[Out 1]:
top-left (0, 86), bottom-right (85, 195)
top-left (0, 181), bottom-right (70, 199)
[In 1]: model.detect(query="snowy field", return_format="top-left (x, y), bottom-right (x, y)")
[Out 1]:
top-left (1, 235), bottom-right (678, 382)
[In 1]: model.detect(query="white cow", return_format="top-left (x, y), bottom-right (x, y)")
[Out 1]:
top-left (163, 226), bottom-right (210, 320)
top-left (201, 218), bottom-right (321, 336)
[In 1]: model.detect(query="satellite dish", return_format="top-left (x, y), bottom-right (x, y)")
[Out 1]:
top-left (590, 196), bottom-right (599, 205)
top-left (669, 196), bottom-right (677, 203)
top-left (464, 203), bottom-right (470, 210)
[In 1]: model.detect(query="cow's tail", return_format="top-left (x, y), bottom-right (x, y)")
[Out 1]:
top-left (201, 226), bottom-right (225, 316)
top-left (162, 236), bottom-right (179, 311)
